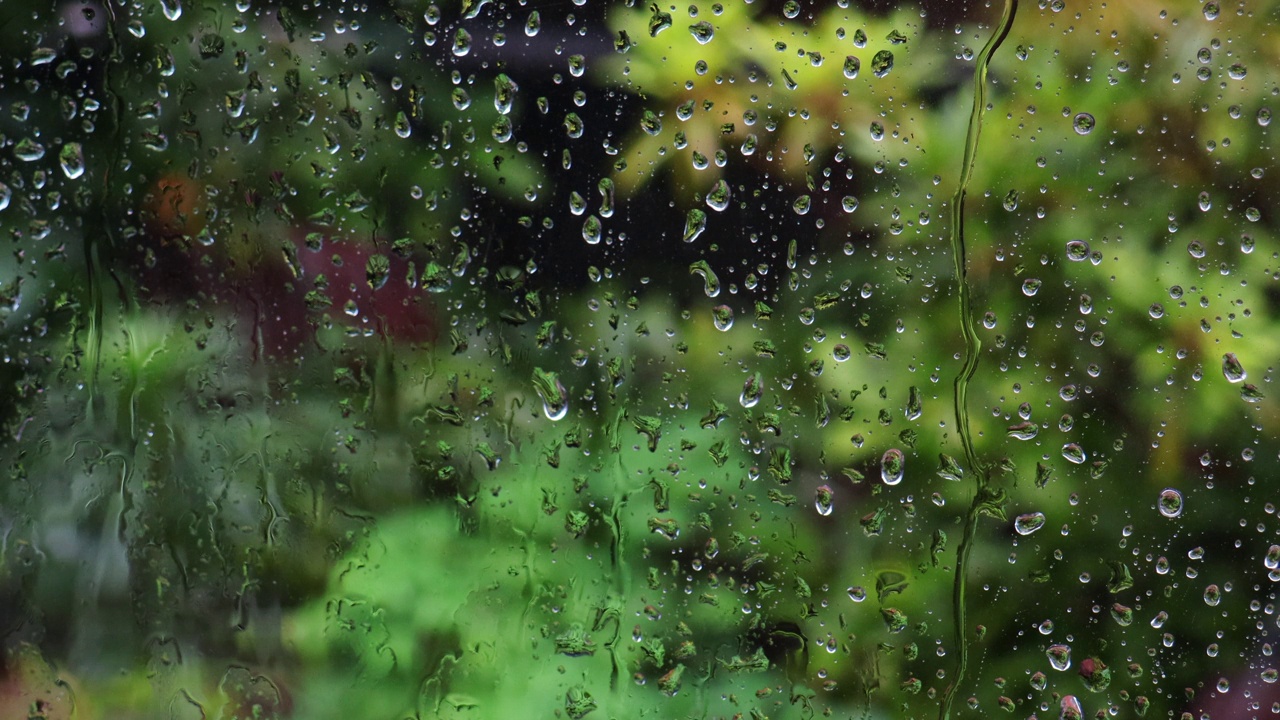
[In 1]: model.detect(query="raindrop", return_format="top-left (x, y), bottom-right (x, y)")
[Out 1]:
top-left (870, 50), bottom-right (894, 78)
top-left (1203, 584), bottom-right (1221, 607)
top-left (689, 21), bottom-right (714, 44)
top-left (58, 142), bottom-right (85, 179)
top-left (1072, 113), bottom-right (1095, 135)
top-left (706, 179), bottom-right (731, 211)
top-left (640, 110), bottom-right (662, 136)
top-left (842, 55), bottom-right (860, 79)
top-left (1061, 443), bottom-right (1086, 464)
top-left (1203, 1), bottom-right (1220, 20)
top-left (1015, 512), bottom-right (1046, 535)
top-left (1228, 63), bottom-right (1247, 80)
top-left (814, 485), bottom-right (834, 516)
top-left (1021, 278), bottom-right (1042, 296)
top-left (1046, 644), bottom-right (1072, 671)
top-left (1158, 488), bottom-right (1184, 518)
top-left (739, 371), bottom-right (762, 407)
top-left (841, 196), bottom-right (859, 213)
top-left (1265, 545), bottom-right (1280, 570)
top-left (532, 368), bottom-right (569, 421)
top-left (1222, 353), bottom-right (1246, 382)
top-left (161, 0), bottom-right (182, 21)
top-left (881, 448), bottom-right (905, 485)
top-left (683, 209), bottom-right (707, 243)
top-left (582, 215), bottom-right (602, 244)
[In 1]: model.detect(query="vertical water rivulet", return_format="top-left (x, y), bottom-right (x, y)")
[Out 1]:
top-left (940, 1), bottom-right (1019, 719)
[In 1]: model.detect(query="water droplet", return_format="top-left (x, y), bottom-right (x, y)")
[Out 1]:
top-left (842, 55), bottom-right (860, 79)
top-left (1222, 353), bottom-right (1246, 382)
top-left (841, 196), bottom-right (859, 213)
top-left (1072, 112), bottom-right (1096, 135)
top-left (567, 54), bottom-right (586, 78)
top-left (1021, 278), bottom-right (1042, 296)
top-left (1203, 584), bottom-right (1221, 606)
top-left (1228, 63), bottom-right (1247, 80)
top-left (869, 122), bottom-right (884, 141)
top-left (689, 260), bottom-right (721, 298)
top-left (1002, 189), bottom-right (1019, 211)
top-left (880, 448), bottom-right (905, 485)
top-left (14, 138), bottom-right (45, 162)
top-left (814, 485), bottom-right (834, 516)
top-left (525, 10), bottom-right (541, 36)
top-left (1046, 644), bottom-right (1072, 671)
top-left (161, 0), bottom-right (182, 20)
top-left (1265, 545), bottom-right (1280, 570)
top-left (1158, 488), bottom-right (1184, 518)
top-left (792, 195), bottom-right (811, 215)
top-left (494, 74), bottom-right (518, 115)
top-left (1109, 603), bottom-right (1133, 626)
top-left (453, 28), bottom-right (473, 57)
top-left (683, 208), bottom-right (707, 243)
top-left (832, 344), bottom-right (851, 362)
top-left (739, 371), bottom-right (763, 407)
top-left (1203, 1), bottom-right (1221, 19)
top-left (706, 179), bottom-right (731, 211)
top-left (532, 368), bottom-right (569, 421)
top-left (1262, 669), bottom-right (1278, 684)
top-left (1007, 421), bottom-right (1038, 441)
top-left (1061, 443), bottom-right (1086, 464)
top-left (1064, 240), bottom-right (1090, 261)
top-left (582, 215), bottom-right (602, 244)
top-left (847, 586), bottom-right (867, 602)
top-left (394, 111), bottom-right (411, 138)
top-left (1030, 672), bottom-right (1047, 691)
top-left (0, 182), bottom-right (10, 212)
top-left (563, 112), bottom-right (584, 138)
top-left (1015, 512), bottom-right (1046, 535)
top-left (640, 109), bottom-right (662, 136)
top-left (1037, 619), bottom-right (1054, 635)
top-left (58, 142), bottom-right (84, 179)
top-left (870, 49), bottom-right (894, 78)
top-left (688, 21), bottom-right (714, 44)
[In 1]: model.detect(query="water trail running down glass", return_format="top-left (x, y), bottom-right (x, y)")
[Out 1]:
top-left (940, 1), bottom-right (1019, 719)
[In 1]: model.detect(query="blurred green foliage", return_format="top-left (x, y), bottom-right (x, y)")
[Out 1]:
top-left (1, 1), bottom-right (1278, 719)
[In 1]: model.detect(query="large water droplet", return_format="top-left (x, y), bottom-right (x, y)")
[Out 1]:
top-left (843, 55), bottom-right (860, 79)
top-left (58, 142), bottom-right (84, 179)
top-left (1061, 443), bottom-right (1086, 464)
top-left (1072, 112), bottom-right (1095, 135)
top-left (688, 21), bottom-right (714, 44)
top-left (814, 485), bottom-right (834, 516)
top-left (706, 179), bottom-right (730, 211)
top-left (739, 372), bottom-right (762, 408)
top-left (880, 448), bottom-right (904, 485)
top-left (1046, 644), bottom-right (1072, 671)
top-left (1222, 353), bottom-right (1246, 382)
top-left (676, 209), bottom-right (707, 246)
top-left (1014, 512), bottom-right (1046, 535)
top-left (870, 49), bottom-right (894, 78)
top-left (1158, 488), bottom-right (1184, 518)
top-left (532, 367), bottom-right (569, 421)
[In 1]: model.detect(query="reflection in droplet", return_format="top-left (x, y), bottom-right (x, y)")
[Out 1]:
top-left (1061, 443), bottom-right (1086, 464)
top-left (1158, 488), bottom-right (1184, 518)
top-left (1222, 353), bottom-right (1246, 383)
top-left (1072, 112), bottom-right (1095, 135)
top-left (739, 371), bottom-right (762, 407)
top-left (881, 448), bottom-right (904, 485)
top-left (1063, 240), bottom-right (1090, 261)
top-left (1046, 644), bottom-right (1072, 671)
top-left (814, 485), bottom-right (834, 516)
top-left (1015, 512), bottom-right (1046, 535)
top-left (712, 304), bottom-right (735, 332)
top-left (59, 142), bottom-right (84, 179)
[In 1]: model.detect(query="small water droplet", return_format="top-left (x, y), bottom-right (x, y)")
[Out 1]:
top-left (1203, 584), bottom-right (1221, 607)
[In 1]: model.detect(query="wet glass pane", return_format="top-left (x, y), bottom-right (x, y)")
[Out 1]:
top-left (1, 1), bottom-right (1277, 718)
